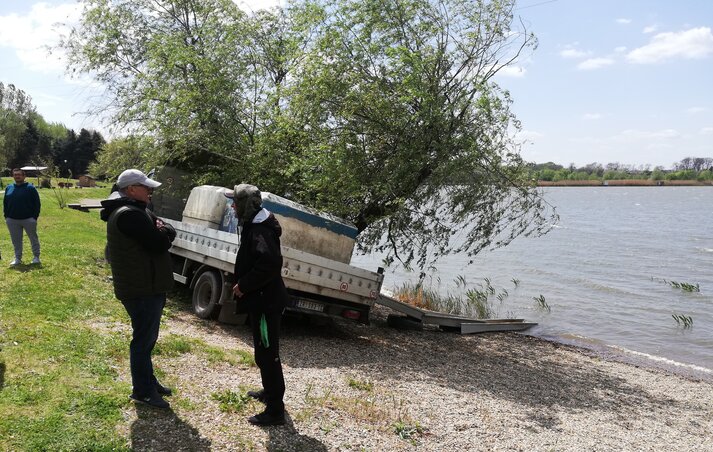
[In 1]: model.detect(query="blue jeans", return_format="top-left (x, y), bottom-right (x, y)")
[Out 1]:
top-left (121, 294), bottom-right (166, 397)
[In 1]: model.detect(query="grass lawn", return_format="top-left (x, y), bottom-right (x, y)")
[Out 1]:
top-left (0, 185), bottom-right (138, 450)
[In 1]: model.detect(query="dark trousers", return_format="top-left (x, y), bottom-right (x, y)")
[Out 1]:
top-left (121, 294), bottom-right (166, 397)
top-left (249, 310), bottom-right (285, 415)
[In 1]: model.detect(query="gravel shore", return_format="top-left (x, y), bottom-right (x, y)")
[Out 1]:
top-left (120, 302), bottom-right (713, 451)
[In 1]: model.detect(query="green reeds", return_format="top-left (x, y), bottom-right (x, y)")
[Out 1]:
top-left (533, 294), bottom-right (550, 312)
top-left (393, 276), bottom-right (532, 319)
top-left (672, 314), bottom-right (693, 328)
top-left (668, 281), bottom-right (700, 292)
top-left (651, 277), bottom-right (701, 293)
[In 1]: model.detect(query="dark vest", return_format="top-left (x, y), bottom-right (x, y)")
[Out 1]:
top-left (107, 205), bottom-right (174, 300)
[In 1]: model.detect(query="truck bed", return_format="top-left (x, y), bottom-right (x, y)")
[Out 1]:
top-left (163, 218), bottom-right (383, 309)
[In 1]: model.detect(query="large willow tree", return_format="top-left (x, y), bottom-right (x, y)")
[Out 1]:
top-left (62, 0), bottom-right (557, 269)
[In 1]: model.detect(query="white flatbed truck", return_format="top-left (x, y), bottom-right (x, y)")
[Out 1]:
top-left (158, 186), bottom-right (384, 324)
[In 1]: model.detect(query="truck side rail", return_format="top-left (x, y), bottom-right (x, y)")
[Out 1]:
top-left (163, 218), bottom-right (383, 307)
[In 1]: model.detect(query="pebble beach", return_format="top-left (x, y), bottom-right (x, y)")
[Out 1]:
top-left (120, 303), bottom-right (713, 451)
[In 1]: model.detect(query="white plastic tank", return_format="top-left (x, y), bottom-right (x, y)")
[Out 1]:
top-left (181, 185), bottom-right (231, 229)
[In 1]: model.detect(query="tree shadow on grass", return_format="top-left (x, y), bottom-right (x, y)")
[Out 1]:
top-left (130, 404), bottom-right (211, 451)
top-left (0, 360), bottom-right (5, 391)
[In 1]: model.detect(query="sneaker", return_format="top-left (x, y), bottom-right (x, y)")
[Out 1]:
top-left (31, 257), bottom-right (41, 265)
top-left (247, 410), bottom-right (285, 426)
top-left (9, 259), bottom-right (21, 267)
top-left (247, 389), bottom-right (266, 403)
top-left (155, 382), bottom-right (173, 396)
top-left (129, 393), bottom-right (170, 409)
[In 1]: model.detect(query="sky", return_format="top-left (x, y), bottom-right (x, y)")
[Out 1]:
top-left (0, 0), bottom-right (712, 168)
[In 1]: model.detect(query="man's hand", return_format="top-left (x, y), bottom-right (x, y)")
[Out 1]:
top-left (233, 283), bottom-right (244, 298)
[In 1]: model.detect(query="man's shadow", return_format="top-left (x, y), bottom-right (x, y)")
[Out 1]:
top-left (265, 414), bottom-right (328, 452)
top-left (130, 404), bottom-right (211, 451)
top-left (7, 263), bottom-right (42, 273)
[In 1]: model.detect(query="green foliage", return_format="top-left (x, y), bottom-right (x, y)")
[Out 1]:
top-left (0, 82), bottom-right (105, 176)
top-left (90, 135), bottom-right (174, 182)
top-left (529, 158), bottom-right (713, 182)
top-left (60, 0), bottom-right (557, 270)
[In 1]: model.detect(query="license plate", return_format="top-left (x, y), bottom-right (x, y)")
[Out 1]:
top-left (297, 300), bottom-right (324, 312)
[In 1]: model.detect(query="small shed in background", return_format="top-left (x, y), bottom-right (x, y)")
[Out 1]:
top-left (77, 175), bottom-right (96, 187)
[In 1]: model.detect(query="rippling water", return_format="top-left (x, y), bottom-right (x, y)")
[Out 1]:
top-left (352, 187), bottom-right (713, 372)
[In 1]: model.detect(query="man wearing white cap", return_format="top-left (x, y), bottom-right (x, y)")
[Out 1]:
top-left (100, 169), bottom-right (176, 409)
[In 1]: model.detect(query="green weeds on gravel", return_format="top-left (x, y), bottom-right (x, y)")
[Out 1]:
top-left (347, 377), bottom-right (374, 392)
top-left (211, 389), bottom-right (252, 413)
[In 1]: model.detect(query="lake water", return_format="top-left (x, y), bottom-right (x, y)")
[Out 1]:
top-left (352, 187), bottom-right (713, 376)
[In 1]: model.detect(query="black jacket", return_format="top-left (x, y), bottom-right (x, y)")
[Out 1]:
top-left (234, 211), bottom-right (289, 314)
top-left (100, 195), bottom-right (176, 300)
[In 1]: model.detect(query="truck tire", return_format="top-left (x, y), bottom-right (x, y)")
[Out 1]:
top-left (192, 271), bottom-right (222, 319)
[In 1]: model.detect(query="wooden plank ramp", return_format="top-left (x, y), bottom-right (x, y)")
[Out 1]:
top-left (376, 294), bottom-right (536, 334)
top-left (68, 199), bottom-right (104, 211)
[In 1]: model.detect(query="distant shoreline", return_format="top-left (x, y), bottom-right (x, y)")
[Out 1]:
top-left (538, 179), bottom-right (713, 187)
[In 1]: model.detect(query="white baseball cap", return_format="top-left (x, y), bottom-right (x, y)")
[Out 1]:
top-left (116, 169), bottom-right (162, 189)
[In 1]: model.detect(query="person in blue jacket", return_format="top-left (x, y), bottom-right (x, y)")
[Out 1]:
top-left (4, 168), bottom-right (41, 266)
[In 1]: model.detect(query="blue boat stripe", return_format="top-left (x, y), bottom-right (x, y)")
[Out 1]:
top-left (262, 200), bottom-right (359, 239)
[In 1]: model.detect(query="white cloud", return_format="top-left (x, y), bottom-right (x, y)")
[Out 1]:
top-left (0, 1), bottom-right (281, 76)
top-left (643, 25), bottom-right (658, 34)
top-left (560, 48), bottom-right (588, 59)
top-left (614, 46), bottom-right (627, 53)
top-left (498, 65), bottom-right (527, 77)
top-left (616, 18), bottom-right (632, 24)
top-left (626, 27), bottom-right (713, 64)
top-left (577, 58), bottom-right (615, 70)
top-left (0, 3), bottom-right (81, 74)
top-left (687, 107), bottom-right (709, 114)
top-left (583, 113), bottom-right (602, 120)
top-left (700, 127), bottom-right (713, 135)
top-left (615, 129), bottom-right (681, 141)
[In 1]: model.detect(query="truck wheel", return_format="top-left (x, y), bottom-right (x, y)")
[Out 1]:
top-left (192, 271), bottom-right (222, 319)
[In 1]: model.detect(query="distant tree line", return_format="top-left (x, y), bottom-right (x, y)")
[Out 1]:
top-left (0, 82), bottom-right (105, 178)
top-left (530, 159), bottom-right (713, 182)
